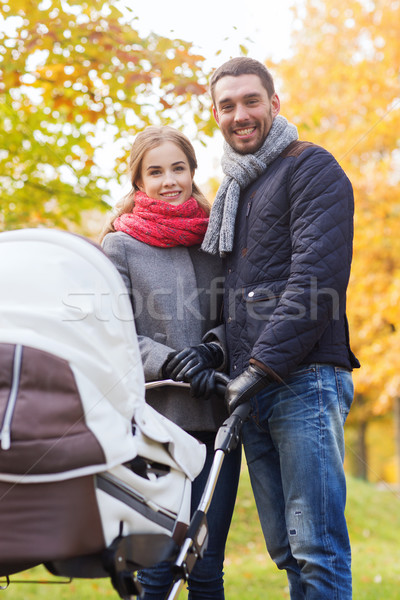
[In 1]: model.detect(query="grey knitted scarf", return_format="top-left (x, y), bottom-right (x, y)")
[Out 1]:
top-left (201, 115), bottom-right (298, 256)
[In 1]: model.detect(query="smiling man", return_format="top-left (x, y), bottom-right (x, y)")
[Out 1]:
top-left (202, 57), bottom-right (360, 599)
top-left (212, 72), bottom-right (280, 154)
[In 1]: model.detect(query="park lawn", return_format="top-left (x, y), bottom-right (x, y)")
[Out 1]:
top-left (1, 466), bottom-right (400, 600)
top-left (224, 466), bottom-right (400, 600)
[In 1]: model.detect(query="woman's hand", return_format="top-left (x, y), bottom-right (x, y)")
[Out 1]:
top-left (163, 342), bottom-right (224, 382)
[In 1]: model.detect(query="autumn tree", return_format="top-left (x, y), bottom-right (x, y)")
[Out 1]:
top-left (0, 0), bottom-right (215, 233)
top-left (274, 0), bottom-right (400, 479)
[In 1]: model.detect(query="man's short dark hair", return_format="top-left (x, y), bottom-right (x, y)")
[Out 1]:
top-left (210, 57), bottom-right (275, 104)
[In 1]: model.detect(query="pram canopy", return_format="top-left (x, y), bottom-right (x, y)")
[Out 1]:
top-left (0, 228), bottom-right (204, 482)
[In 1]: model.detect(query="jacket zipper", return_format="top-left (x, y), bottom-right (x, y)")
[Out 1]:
top-left (242, 199), bottom-right (252, 251)
top-left (0, 344), bottom-right (23, 451)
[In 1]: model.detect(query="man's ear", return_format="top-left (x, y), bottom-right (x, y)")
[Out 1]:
top-left (212, 105), bottom-right (220, 125)
top-left (271, 93), bottom-right (280, 118)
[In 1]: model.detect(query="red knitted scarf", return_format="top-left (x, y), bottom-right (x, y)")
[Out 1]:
top-left (113, 191), bottom-right (209, 248)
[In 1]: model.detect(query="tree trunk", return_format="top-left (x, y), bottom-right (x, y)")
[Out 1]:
top-left (394, 397), bottom-right (400, 486)
top-left (355, 420), bottom-right (368, 480)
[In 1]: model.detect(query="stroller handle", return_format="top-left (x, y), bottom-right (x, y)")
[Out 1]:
top-left (144, 379), bottom-right (190, 390)
top-left (144, 377), bottom-right (228, 398)
top-left (229, 400), bottom-right (252, 422)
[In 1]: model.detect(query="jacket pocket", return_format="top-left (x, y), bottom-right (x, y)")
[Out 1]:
top-left (244, 280), bottom-right (286, 346)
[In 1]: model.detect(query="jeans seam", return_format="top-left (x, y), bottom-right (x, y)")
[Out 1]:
top-left (250, 396), bottom-right (260, 427)
top-left (319, 365), bottom-right (340, 599)
top-left (335, 367), bottom-right (344, 416)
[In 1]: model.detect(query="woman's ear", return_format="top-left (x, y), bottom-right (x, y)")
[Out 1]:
top-left (135, 180), bottom-right (143, 191)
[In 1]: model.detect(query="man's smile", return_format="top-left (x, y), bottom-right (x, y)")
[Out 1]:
top-left (235, 126), bottom-right (256, 137)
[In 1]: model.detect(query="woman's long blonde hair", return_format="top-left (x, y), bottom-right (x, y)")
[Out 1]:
top-left (99, 126), bottom-right (210, 242)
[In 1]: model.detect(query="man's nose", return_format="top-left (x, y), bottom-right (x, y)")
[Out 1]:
top-left (234, 103), bottom-right (250, 122)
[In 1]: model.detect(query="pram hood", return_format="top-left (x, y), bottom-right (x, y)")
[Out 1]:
top-left (0, 228), bottom-right (205, 483)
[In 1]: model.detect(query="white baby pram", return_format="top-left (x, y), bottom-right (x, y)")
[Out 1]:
top-left (0, 228), bottom-right (247, 600)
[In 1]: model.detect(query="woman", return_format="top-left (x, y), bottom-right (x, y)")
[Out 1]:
top-left (100, 126), bottom-right (241, 600)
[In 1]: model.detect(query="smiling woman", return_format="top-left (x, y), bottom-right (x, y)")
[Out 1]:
top-left (137, 141), bottom-right (194, 206)
top-left (99, 124), bottom-right (242, 600)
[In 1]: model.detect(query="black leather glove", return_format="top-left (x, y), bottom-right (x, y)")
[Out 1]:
top-left (225, 364), bottom-right (272, 415)
top-left (190, 370), bottom-right (230, 400)
top-left (161, 350), bottom-right (179, 379)
top-left (163, 342), bottom-right (224, 382)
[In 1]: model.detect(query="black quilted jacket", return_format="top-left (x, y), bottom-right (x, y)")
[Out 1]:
top-left (224, 140), bottom-right (360, 379)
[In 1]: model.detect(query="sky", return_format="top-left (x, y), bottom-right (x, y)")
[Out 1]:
top-left (132, 0), bottom-right (296, 66)
top-left (111, 0), bottom-right (297, 193)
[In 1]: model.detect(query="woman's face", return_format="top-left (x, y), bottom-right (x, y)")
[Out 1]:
top-left (137, 141), bottom-right (194, 206)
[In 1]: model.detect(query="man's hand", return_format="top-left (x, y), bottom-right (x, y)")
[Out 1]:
top-left (225, 364), bottom-right (271, 414)
top-left (163, 343), bottom-right (224, 382)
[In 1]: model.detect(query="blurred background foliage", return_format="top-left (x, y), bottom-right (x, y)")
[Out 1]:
top-left (1, 0), bottom-right (399, 484)
top-left (0, 0), bottom-right (215, 232)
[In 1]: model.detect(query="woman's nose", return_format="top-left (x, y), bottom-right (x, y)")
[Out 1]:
top-left (163, 171), bottom-right (176, 186)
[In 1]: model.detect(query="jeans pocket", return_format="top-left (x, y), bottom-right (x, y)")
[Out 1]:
top-left (282, 364), bottom-right (317, 393)
top-left (335, 367), bottom-right (354, 423)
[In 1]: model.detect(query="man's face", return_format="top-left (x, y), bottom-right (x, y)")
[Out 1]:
top-left (212, 74), bottom-right (280, 154)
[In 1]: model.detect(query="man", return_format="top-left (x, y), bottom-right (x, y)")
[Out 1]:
top-left (201, 57), bottom-right (360, 599)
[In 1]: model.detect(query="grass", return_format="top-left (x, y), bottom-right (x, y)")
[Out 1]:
top-left (224, 466), bottom-right (400, 599)
top-left (2, 465), bottom-right (400, 600)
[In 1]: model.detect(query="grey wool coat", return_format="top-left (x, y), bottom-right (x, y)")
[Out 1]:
top-left (102, 231), bottom-right (228, 431)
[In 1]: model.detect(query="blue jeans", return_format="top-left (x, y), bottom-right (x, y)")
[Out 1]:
top-left (242, 364), bottom-right (354, 600)
top-left (138, 430), bottom-right (242, 600)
